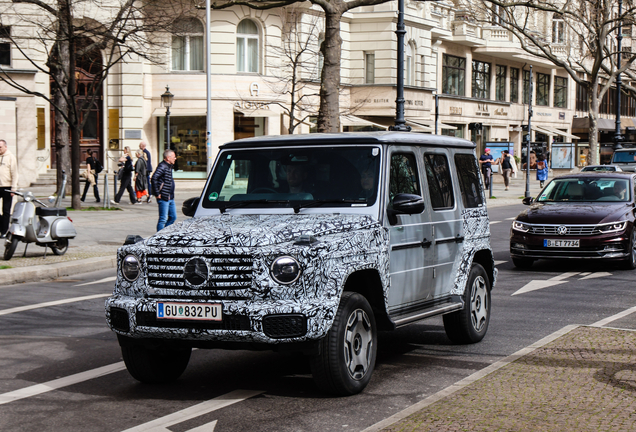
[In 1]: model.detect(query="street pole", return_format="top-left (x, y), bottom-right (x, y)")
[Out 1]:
top-left (525, 65), bottom-right (533, 198)
top-left (390, 0), bottom-right (411, 132)
top-left (614, 0), bottom-right (624, 150)
top-left (206, 0), bottom-right (213, 173)
top-left (435, 93), bottom-right (439, 135)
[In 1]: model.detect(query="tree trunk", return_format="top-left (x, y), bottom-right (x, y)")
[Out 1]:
top-left (68, 37), bottom-right (82, 210)
top-left (587, 80), bottom-right (600, 165)
top-left (52, 47), bottom-right (70, 198)
top-left (317, 10), bottom-right (343, 133)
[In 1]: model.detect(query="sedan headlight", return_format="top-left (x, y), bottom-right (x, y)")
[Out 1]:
top-left (597, 221), bottom-right (628, 234)
top-left (512, 220), bottom-right (530, 233)
top-left (122, 254), bottom-right (140, 281)
top-left (270, 256), bottom-right (302, 284)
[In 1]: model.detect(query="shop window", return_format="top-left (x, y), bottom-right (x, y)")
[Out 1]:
top-left (423, 153), bottom-right (454, 210)
top-left (510, 68), bottom-right (519, 103)
top-left (0, 26), bottom-right (10, 66)
top-left (365, 52), bottom-right (375, 84)
top-left (536, 73), bottom-right (549, 106)
top-left (441, 124), bottom-right (464, 139)
top-left (158, 116), bottom-right (208, 176)
top-left (171, 18), bottom-right (204, 71)
top-left (554, 76), bottom-right (568, 108)
top-left (472, 60), bottom-right (490, 100)
top-left (552, 14), bottom-right (565, 44)
top-left (237, 19), bottom-right (259, 73)
top-left (442, 54), bottom-right (465, 96)
top-left (495, 65), bottom-right (506, 101)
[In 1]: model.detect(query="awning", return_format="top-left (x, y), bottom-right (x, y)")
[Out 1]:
top-left (234, 108), bottom-right (280, 118)
top-left (533, 125), bottom-right (580, 140)
top-left (406, 117), bottom-right (457, 130)
top-left (572, 117), bottom-right (617, 132)
top-left (340, 115), bottom-right (388, 129)
top-left (405, 119), bottom-right (434, 132)
top-left (152, 108), bottom-right (206, 117)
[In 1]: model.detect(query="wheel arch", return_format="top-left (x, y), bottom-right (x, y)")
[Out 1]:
top-left (472, 248), bottom-right (495, 289)
top-left (342, 269), bottom-right (393, 331)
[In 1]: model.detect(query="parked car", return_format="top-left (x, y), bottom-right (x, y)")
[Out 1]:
top-left (610, 149), bottom-right (636, 172)
top-left (581, 165), bottom-right (623, 172)
top-left (510, 172), bottom-right (636, 269)
top-left (105, 132), bottom-right (497, 395)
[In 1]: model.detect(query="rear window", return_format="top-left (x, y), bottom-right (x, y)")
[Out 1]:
top-left (612, 151), bottom-right (636, 163)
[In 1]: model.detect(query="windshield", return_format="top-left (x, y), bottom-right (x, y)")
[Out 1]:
top-left (202, 146), bottom-right (381, 211)
top-left (537, 177), bottom-right (631, 203)
top-left (612, 151), bottom-right (636, 163)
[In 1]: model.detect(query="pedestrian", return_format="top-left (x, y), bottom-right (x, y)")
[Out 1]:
top-left (536, 153), bottom-right (548, 188)
top-left (152, 149), bottom-right (177, 231)
top-left (479, 148), bottom-right (494, 189)
top-left (81, 149), bottom-right (101, 203)
top-left (111, 146), bottom-right (136, 205)
top-left (498, 150), bottom-right (515, 191)
top-left (0, 139), bottom-right (18, 237)
top-left (134, 149), bottom-right (148, 203)
top-left (139, 141), bottom-right (153, 203)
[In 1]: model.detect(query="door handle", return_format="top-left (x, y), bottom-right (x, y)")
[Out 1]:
top-left (421, 238), bottom-right (432, 248)
top-left (455, 235), bottom-right (465, 243)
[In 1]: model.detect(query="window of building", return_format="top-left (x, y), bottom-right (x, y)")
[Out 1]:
top-left (509, 68), bottom-right (519, 103)
top-left (495, 65), bottom-right (506, 101)
top-left (365, 52), bottom-right (375, 84)
top-left (576, 81), bottom-right (588, 112)
top-left (454, 154), bottom-right (483, 208)
top-left (552, 14), bottom-right (565, 44)
top-left (536, 72), bottom-right (550, 106)
top-left (237, 19), bottom-right (259, 73)
top-left (0, 26), bottom-right (11, 66)
top-left (523, 69), bottom-right (531, 104)
top-left (171, 18), bottom-right (204, 71)
top-left (442, 54), bottom-right (465, 96)
top-left (423, 153), bottom-right (454, 210)
top-left (314, 34), bottom-right (325, 81)
top-left (421, 55), bottom-right (426, 87)
top-left (491, 4), bottom-right (502, 25)
top-left (472, 60), bottom-right (491, 99)
top-left (406, 43), bottom-right (414, 86)
top-left (554, 76), bottom-right (568, 108)
top-left (441, 124), bottom-right (464, 138)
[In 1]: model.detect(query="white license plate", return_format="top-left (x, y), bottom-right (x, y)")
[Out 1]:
top-left (544, 239), bottom-right (580, 248)
top-left (157, 302), bottom-right (222, 321)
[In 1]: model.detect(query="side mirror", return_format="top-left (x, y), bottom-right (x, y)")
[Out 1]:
top-left (182, 197), bottom-right (200, 217)
top-left (522, 197), bottom-right (534, 205)
top-left (392, 193), bottom-right (425, 214)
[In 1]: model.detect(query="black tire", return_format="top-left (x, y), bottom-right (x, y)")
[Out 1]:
top-left (50, 238), bottom-right (69, 256)
top-left (310, 292), bottom-right (377, 396)
top-left (620, 229), bottom-right (636, 270)
top-left (121, 343), bottom-right (192, 384)
top-left (443, 263), bottom-right (491, 344)
top-left (4, 235), bottom-right (19, 261)
top-left (512, 257), bottom-right (534, 269)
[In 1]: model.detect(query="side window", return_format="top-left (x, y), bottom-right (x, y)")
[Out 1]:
top-left (389, 153), bottom-right (421, 203)
top-left (423, 153), bottom-right (454, 210)
top-left (455, 154), bottom-right (484, 208)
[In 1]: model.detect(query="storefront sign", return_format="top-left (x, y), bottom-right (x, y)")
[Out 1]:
top-left (234, 101), bottom-right (271, 110)
top-left (476, 103), bottom-right (490, 116)
top-left (449, 107), bottom-right (462, 115)
top-left (536, 112), bottom-right (552, 117)
top-left (494, 108), bottom-right (508, 116)
top-left (353, 98), bottom-right (390, 104)
top-left (559, 112), bottom-right (566, 120)
top-left (250, 82), bottom-right (259, 97)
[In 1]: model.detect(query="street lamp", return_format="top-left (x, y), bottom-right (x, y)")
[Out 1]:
top-left (161, 85), bottom-right (174, 152)
top-left (390, 0), bottom-right (411, 131)
top-left (614, 0), bottom-right (624, 150)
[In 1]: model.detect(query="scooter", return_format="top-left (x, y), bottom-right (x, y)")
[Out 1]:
top-left (4, 172), bottom-right (77, 260)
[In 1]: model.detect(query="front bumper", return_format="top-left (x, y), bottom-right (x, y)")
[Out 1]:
top-left (105, 295), bottom-right (339, 344)
top-left (510, 232), bottom-right (630, 260)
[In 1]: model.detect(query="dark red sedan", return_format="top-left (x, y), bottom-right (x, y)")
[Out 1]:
top-left (510, 172), bottom-right (636, 269)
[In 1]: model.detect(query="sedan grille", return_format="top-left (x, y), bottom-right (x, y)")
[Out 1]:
top-left (147, 252), bottom-right (253, 290)
top-left (528, 224), bottom-right (599, 236)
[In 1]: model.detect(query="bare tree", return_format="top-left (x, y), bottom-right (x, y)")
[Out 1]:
top-left (212, 0), bottom-right (395, 133)
top-left (0, 0), bottom-right (186, 208)
top-left (460, 0), bottom-right (636, 164)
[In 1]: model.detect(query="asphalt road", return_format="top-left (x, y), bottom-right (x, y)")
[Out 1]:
top-left (1, 203), bottom-right (635, 432)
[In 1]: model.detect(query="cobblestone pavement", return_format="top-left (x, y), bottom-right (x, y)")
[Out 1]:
top-left (382, 326), bottom-right (636, 432)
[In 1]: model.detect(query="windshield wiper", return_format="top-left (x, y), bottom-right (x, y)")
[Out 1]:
top-left (218, 199), bottom-right (288, 213)
top-left (293, 199), bottom-right (368, 214)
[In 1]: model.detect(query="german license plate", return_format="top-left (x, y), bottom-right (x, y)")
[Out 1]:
top-left (157, 302), bottom-right (222, 321)
top-left (544, 239), bottom-right (580, 248)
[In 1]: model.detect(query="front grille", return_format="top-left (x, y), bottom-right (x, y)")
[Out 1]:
top-left (136, 311), bottom-right (251, 330)
top-left (147, 252), bottom-right (253, 290)
top-left (528, 224), bottom-right (597, 236)
top-left (262, 314), bottom-right (307, 339)
top-left (110, 307), bottom-right (130, 332)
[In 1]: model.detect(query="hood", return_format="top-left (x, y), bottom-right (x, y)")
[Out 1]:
top-left (146, 214), bottom-right (380, 248)
top-left (517, 202), bottom-right (631, 225)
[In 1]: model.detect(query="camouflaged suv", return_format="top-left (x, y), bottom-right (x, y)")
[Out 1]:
top-left (106, 132), bottom-right (497, 395)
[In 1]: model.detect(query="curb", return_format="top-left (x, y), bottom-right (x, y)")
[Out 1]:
top-left (0, 256), bottom-right (117, 286)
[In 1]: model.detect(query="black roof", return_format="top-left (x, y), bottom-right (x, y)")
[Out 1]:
top-left (220, 131), bottom-right (475, 150)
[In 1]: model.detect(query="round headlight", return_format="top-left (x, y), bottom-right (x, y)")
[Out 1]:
top-left (122, 254), bottom-right (140, 281)
top-left (270, 256), bottom-right (301, 285)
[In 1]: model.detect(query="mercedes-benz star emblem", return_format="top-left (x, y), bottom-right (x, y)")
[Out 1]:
top-left (557, 226), bottom-right (568, 236)
top-left (184, 257), bottom-right (209, 286)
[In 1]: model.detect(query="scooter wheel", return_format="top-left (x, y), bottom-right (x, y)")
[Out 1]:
top-left (4, 235), bottom-right (20, 261)
top-left (51, 238), bottom-right (69, 256)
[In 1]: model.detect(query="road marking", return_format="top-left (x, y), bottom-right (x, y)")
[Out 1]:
top-left (187, 420), bottom-right (218, 432)
top-left (494, 260), bottom-right (507, 266)
top-left (505, 217), bottom-right (516, 220)
top-left (590, 305), bottom-right (636, 327)
top-left (511, 272), bottom-right (580, 296)
top-left (489, 221), bottom-right (501, 225)
top-left (361, 324), bottom-right (580, 432)
top-left (0, 362), bottom-right (126, 405)
top-left (122, 389), bottom-right (264, 432)
top-left (74, 276), bottom-right (117, 287)
top-left (579, 272), bottom-right (612, 280)
top-left (0, 294), bottom-right (110, 317)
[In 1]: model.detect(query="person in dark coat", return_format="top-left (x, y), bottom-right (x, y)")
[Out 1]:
top-left (81, 149), bottom-right (101, 203)
top-left (152, 149), bottom-right (177, 231)
top-left (134, 149), bottom-right (148, 203)
top-left (140, 141), bottom-right (153, 203)
top-left (111, 146), bottom-right (136, 205)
